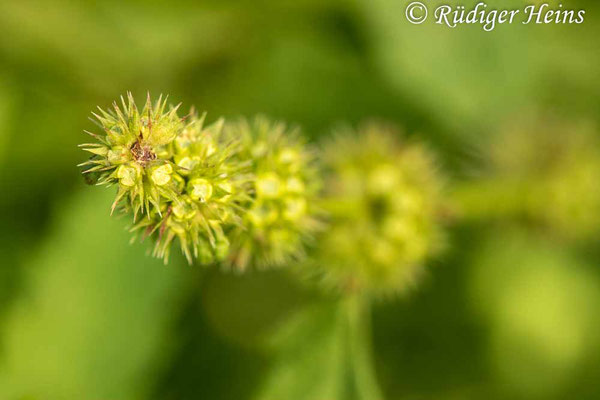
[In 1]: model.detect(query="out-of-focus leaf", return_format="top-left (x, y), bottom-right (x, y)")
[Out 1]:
top-left (255, 296), bottom-right (383, 400)
top-left (0, 188), bottom-right (187, 400)
top-left (469, 230), bottom-right (600, 398)
top-left (361, 0), bottom-right (600, 137)
top-left (201, 270), bottom-right (307, 349)
top-left (0, 1), bottom-right (239, 94)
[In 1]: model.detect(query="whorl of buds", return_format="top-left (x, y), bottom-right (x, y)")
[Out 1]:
top-left (310, 123), bottom-right (445, 294)
top-left (223, 117), bottom-right (322, 270)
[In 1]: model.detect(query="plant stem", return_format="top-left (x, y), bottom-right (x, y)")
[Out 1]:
top-left (451, 179), bottom-right (534, 220)
top-left (342, 294), bottom-right (384, 400)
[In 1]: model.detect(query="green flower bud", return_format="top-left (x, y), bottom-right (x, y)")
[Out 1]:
top-left (224, 116), bottom-right (323, 270)
top-left (116, 164), bottom-right (140, 187)
top-left (256, 173), bottom-right (282, 198)
top-left (188, 178), bottom-right (213, 202)
top-left (286, 177), bottom-right (305, 193)
top-left (310, 123), bottom-right (445, 295)
top-left (175, 155), bottom-right (198, 174)
top-left (248, 201), bottom-right (279, 226)
top-left (150, 164), bottom-right (173, 186)
top-left (171, 195), bottom-right (197, 220)
top-left (283, 197), bottom-right (307, 221)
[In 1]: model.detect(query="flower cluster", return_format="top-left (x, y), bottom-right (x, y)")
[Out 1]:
top-left (308, 123), bottom-right (445, 295)
top-left (80, 94), bottom-right (315, 266)
top-left (80, 93), bottom-right (184, 217)
top-left (127, 112), bottom-right (251, 264)
top-left (223, 117), bottom-right (322, 270)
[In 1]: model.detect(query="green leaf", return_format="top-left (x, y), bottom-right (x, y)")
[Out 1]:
top-left (0, 188), bottom-right (186, 400)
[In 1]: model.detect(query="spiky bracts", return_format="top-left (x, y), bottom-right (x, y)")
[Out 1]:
top-left (223, 117), bottom-right (323, 270)
top-left (310, 123), bottom-right (445, 295)
top-left (79, 93), bottom-right (183, 218)
top-left (80, 94), bottom-right (251, 264)
top-left (128, 112), bottom-right (252, 264)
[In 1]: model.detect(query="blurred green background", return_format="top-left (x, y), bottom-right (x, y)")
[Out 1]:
top-left (0, 0), bottom-right (599, 399)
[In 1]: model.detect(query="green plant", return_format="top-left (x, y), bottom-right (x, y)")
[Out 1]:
top-left (80, 94), bottom-right (448, 400)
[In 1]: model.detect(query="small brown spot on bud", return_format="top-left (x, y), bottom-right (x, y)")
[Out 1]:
top-left (130, 140), bottom-right (157, 165)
